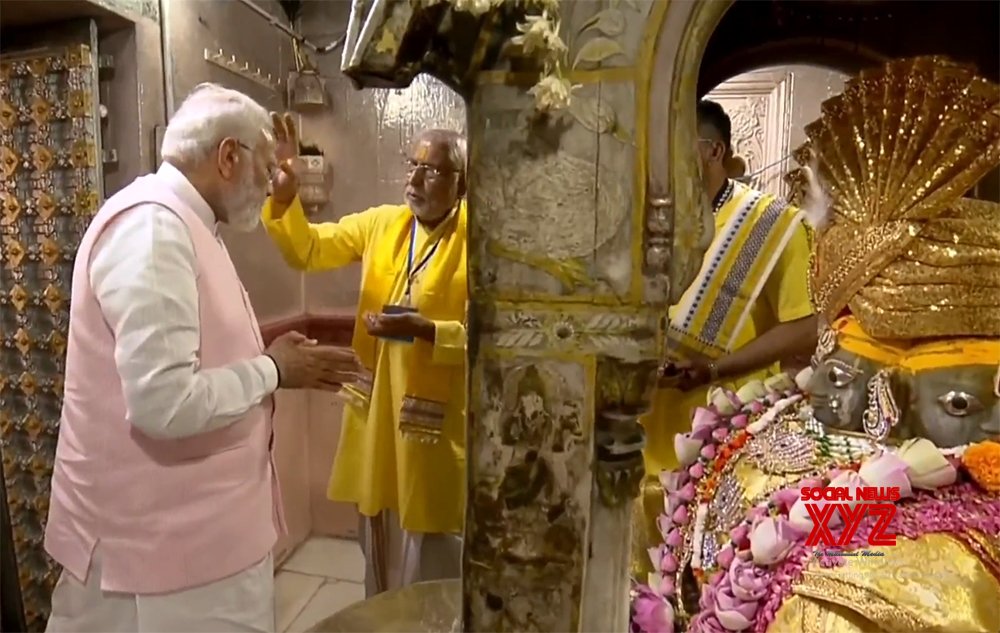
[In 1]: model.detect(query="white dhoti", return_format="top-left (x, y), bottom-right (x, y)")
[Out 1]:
top-left (357, 511), bottom-right (461, 598)
top-left (46, 549), bottom-right (275, 633)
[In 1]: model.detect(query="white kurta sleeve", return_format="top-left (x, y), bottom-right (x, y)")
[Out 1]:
top-left (89, 204), bottom-right (279, 439)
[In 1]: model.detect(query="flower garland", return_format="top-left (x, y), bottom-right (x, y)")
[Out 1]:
top-left (430, 0), bottom-right (575, 112)
top-left (631, 372), bottom-right (1000, 633)
top-left (633, 376), bottom-right (800, 633)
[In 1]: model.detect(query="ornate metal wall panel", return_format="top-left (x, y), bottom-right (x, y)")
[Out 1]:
top-left (0, 38), bottom-right (103, 631)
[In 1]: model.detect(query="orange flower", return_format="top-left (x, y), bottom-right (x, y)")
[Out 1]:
top-left (962, 441), bottom-right (1000, 492)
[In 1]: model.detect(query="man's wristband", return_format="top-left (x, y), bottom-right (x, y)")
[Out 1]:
top-left (265, 353), bottom-right (282, 387)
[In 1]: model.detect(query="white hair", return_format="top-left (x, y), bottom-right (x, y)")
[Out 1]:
top-left (160, 83), bottom-right (273, 164)
top-left (419, 129), bottom-right (467, 175)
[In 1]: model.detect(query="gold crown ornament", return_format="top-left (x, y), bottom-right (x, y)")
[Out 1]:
top-left (803, 56), bottom-right (1000, 340)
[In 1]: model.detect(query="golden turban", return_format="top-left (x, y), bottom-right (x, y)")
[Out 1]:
top-left (803, 56), bottom-right (1000, 340)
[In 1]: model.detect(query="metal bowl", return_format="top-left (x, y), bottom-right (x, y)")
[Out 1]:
top-left (308, 579), bottom-right (461, 632)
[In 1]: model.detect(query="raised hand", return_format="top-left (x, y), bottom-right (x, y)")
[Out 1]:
top-left (270, 111), bottom-right (299, 210)
top-left (264, 330), bottom-right (362, 391)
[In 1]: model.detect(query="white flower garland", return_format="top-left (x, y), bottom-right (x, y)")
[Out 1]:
top-left (425, 0), bottom-right (575, 112)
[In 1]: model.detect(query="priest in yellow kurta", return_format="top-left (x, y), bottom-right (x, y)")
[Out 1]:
top-left (635, 100), bottom-right (818, 573)
top-left (261, 114), bottom-right (468, 597)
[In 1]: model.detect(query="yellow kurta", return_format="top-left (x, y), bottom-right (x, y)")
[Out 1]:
top-left (642, 195), bottom-right (815, 475)
top-left (635, 189), bottom-right (814, 573)
top-left (262, 197), bottom-right (467, 535)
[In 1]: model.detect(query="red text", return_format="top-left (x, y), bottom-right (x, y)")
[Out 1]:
top-left (800, 486), bottom-right (901, 502)
top-left (803, 502), bottom-right (897, 547)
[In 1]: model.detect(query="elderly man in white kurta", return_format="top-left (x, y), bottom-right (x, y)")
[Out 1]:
top-left (43, 84), bottom-right (360, 633)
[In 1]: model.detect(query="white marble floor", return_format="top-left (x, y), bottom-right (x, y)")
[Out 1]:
top-left (275, 537), bottom-right (365, 632)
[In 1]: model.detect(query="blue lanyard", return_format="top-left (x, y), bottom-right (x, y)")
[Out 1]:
top-left (405, 220), bottom-right (440, 300)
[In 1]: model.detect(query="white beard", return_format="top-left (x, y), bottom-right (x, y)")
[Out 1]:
top-left (224, 168), bottom-right (265, 232)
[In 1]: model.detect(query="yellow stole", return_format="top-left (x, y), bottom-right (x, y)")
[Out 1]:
top-left (345, 201), bottom-right (467, 442)
top-left (668, 181), bottom-right (806, 358)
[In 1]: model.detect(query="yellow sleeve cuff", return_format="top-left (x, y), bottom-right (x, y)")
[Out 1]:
top-left (261, 195), bottom-right (308, 231)
top-left (431, 320), bottom-right (466, 365)
top-left (261, 196), bottom-right (313, 269)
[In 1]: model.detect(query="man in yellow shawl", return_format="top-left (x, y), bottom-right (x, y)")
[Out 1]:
top-left (262, 114), bottom-right (468, 597)
top-left (636, 100), bottom-right (818, 571)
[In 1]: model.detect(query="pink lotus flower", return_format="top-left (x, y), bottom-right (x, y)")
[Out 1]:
top-left (690, 612), bottom-right (727, 633)
top-left (716, 544), bottom-right (735, 568)
top-left (770, 487), bottom-right (801, 512)
top-left (859, 451), bottom-right (913, 499)
top-left (714, 584), bottom-right (758, 631)
top-left (666, 528), bottom-right (683, 547)
top-left (661, 551), bottom-right (679, 573)
top-left (713, 427), bottom-right (731, 443)
top-left (673, 505), bottom-right (690, 525)
top-left (701, 444), bottom-right (717, 460)
top-left (698, 581), bottom-right (719, 611)
top-left (692, 407), bottom-right (719, 434)
top-left (709, 387), bottom-right (738, 415)
top-left (735, 380), bottom-right (766, 404)
top-left (665, 490), bottom-right (683, 511)
top-left (633, 593), bottom-right (674, 633)
top-left (728, 524), bottom-right (750, 549)
top-left (827, 471), bottom-right (868, 510)
top-left (747, 506), bottom-right (768, 523)
top-left (787, 497), bottom-right (841, 532)
top-left (731, 414), bottom-right (748, 429)
top-left (646, 571), bottom-right (677, 598)
top-left (897, 438), bottom-right (958, 490)
top-left (675, 433), bottom-right (704, 466)
top-left (748, 401), bottom-right (765, 414)
top-left (689, 463), bottom-right (706, 479)
top-left (647, 545), bottom-right (664, 570)
top-left (654, 573), bottom-right (676, 597)
top-left (678, 481), bottom-right (697, 502)
top-left (726, 551), bottom-right (768, 602)
top-left (749, 517), bottom-right (800, 565)
top-left (660, 470), bottom-right (688, 493)
top-left (656, 514), bottom-right (674, 538)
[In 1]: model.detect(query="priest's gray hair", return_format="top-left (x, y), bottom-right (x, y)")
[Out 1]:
top-left (160, 83), bottom-right (273, 164)
top-left (418, 128), bottom-right (467, 175)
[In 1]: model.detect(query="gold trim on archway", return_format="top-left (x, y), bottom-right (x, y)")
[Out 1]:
top-left (636, 0), bottom-right (735, 304)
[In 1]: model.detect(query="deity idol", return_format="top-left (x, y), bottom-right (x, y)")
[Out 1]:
top-left (632, 55), bottom-right (1000, 633)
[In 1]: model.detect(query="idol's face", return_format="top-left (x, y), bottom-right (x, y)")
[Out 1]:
top-left (807, 343), bottom-right (1000, 447)
top-left (906, 366), bottom-right (1000, 448)
top-left (807, 347), bottom-right (880, 432)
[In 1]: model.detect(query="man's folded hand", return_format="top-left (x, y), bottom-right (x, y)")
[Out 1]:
top-left (264, 331), bottom-right (362, 391)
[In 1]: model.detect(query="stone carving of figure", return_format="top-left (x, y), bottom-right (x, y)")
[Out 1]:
top-left (503, 366), bottom-right (553, 448)
top-left (632, 55), bottom-right (1000, 633)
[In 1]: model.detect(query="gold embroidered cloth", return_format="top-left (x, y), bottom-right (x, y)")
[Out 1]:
top-left (773, 533), bottom-right (1000, 632)
top-left (0, 43), bottom-right (102, 630)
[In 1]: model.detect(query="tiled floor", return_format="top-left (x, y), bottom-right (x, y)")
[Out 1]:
top-left (276, 537), bottom-right (366, 632)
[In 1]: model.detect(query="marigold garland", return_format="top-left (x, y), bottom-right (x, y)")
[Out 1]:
top-left (962, 440), bottom-right (1000, 492)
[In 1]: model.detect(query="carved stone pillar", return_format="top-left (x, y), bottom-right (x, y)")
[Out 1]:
top-left (339, 2), bottom-right (679, 631)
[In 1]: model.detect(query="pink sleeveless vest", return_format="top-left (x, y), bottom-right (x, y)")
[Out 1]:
top-left (44, 173), bottom-right (286, 594)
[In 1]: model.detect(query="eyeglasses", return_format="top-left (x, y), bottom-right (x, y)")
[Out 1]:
top-left (404, 158), bottom-right (456, 181)
top-left (235, 140), bottom-right (276, 180)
